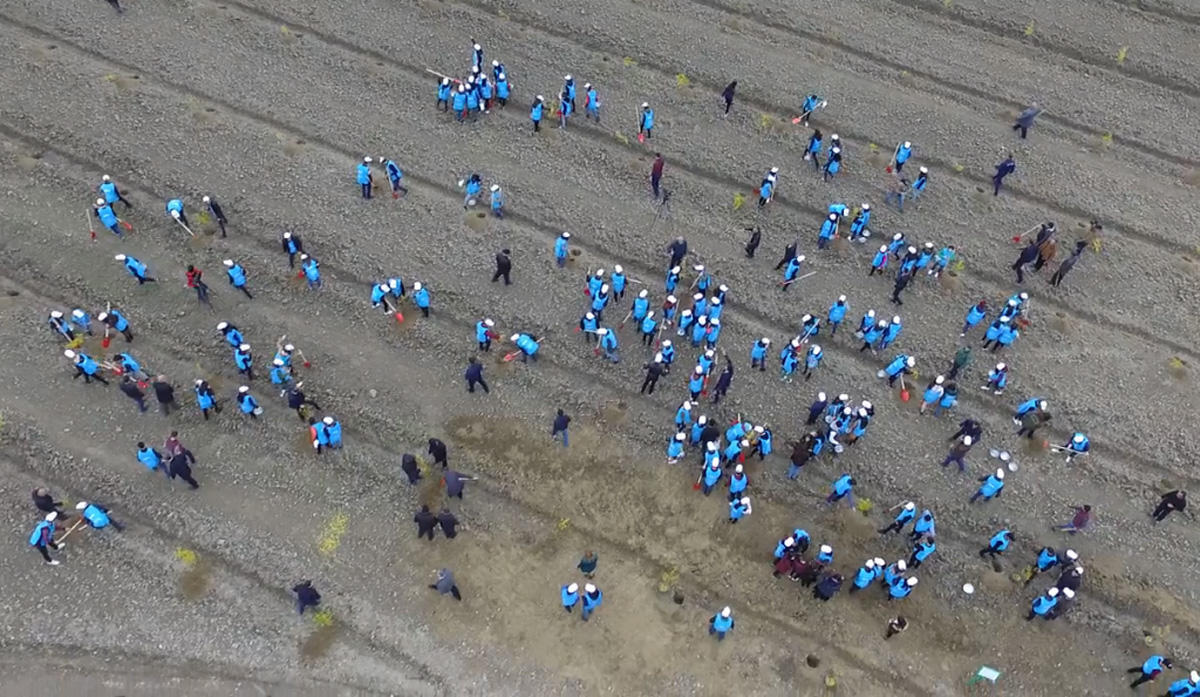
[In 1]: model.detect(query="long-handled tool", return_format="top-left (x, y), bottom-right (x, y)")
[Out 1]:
top-left (101, 301), bottom-right (112, 348)
top-left (790, 99), bottom-right (827, 124)
top-left (424, 68), bottom-right (462, 84)
top-left (779, 271), bottom-right (817, 288)
top-left (87, 209), bottom-right (95, 241)
top-left (885, 142), bottom-right (902, 173)
top-left (173, 216), bottom-right (195, 237)
top-left (898, 374), bottom-right (911, 402)
top-left (1011, 224), bottom-right (1040, 244)
top-left (53, 519), bottom-right (84, 545)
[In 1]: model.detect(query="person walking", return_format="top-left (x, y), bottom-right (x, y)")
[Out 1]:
top-left (1057, 504), bottom-right (1092, 534)
top-left (578, 551), bottom-right (598, 579)
top-left (721, 81), bottom-right (737, 115)
top-left (437, 508), bottom-right (458, 539)
top-left (993, 154), bottom-right (1016, 196)
top-left (429, 568), bottom-right (462, 600)
top-left (168, 448), bottom-right (200, 489)
top-left (708, 606), bottom-right (734, 640)
top-left (119, 375), bottom-right (148, 413)
top-left (492, 248), bottom-right (513, 285)
top-left (650, 153), bottom-right (665, 200)
top-left (150, 375), bottom-right (177, 416)
top-left (292, 580), bottom-right (321, 615)
top-left (551, 408), bottom-right (570, 447)
top-left (427, 438), bottom-right (448, 469)
top-left (885, 616), bottom-right (908, 640)
top-left (32, 488), bottom-right (69, 518)
top-left (1012, 103), bottom-right (1042, 139)
top-left (1127, 655), bottom-right (1172, 689)
top-left (465, 357), bottom-right (489, 394)
top-left (29, 513), bottom-right (64, 565)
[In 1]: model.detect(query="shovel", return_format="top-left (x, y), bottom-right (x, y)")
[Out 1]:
top-left (885, 143), bottom-right (901, 173)
top-left (790, 99), bottom-right (827, 124)
top-left (898, 374), bottom-right (911, 402)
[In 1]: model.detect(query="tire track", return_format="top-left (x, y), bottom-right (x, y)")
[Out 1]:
top-left (883, 0), bottom-right (1200, 97)
top-left (0, 17), bottom-right (1194, 489)
top-left (6, 6), bottom-right (1193, 373)
top-left (1107, 0), bottom-right (1200, 26)
top-left (459, 0), bottom-right (1199, 172)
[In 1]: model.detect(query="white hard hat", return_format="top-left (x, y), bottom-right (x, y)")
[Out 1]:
top-left (474, 43), bottom-right (482, 50)
top-left (811, 345), bottom-right (821, 355)
top-left (820, 544), bottom-right (832, 554)
top-left (673, 432), bottom-right (685, 442)
top-left (711, 296), bottom-right (722, 305)
top-left (1065, 549), bottom-right (1078, 560)
top-left (831, 133), bottom-right (839, 140)
top-left (195, 379), bottom-right (203, 386)
top-left (892, 233), bottom-right (902, 241)
top-left (903, 502), bottom-right (915, 510)
top-left (114, 254), bottom-right (126, 261)
top-left (1190, 670), bottom-right (1198, 683)
top-left (102, 174), bottom-right (111, 182)
top-left (753, 425), bottom-right (764, 434)
top-left (585, 312), bottom-right (595, 319)
top-left (74, 502), bottom-right (87, 512)
top-left (564, 74), bottom-right (572, 80)
top-left (963, 436), bottom-right (973, 445)
top-left (202, 195), bottom-right (211, 203)
top-left (600, 284), bottom-right (609, 293)
top-left (739, 497), bottom-right (750, 505)
top-left (46, 511), bottom-right (58, 522)
top-left (864, 559), bottom-right (875, 568)
top-left (216, 322), bottom-right (228, 330)
top-left (584, 583), bottom-right (596, 593)
top-left (1047, 587), bottom-right (1059, 597)
top-left (661, 340), bottom-right (672, 347)
top-left (238, 343), bottom-right (250, 351)
top-left (907, 577), bottom-right (918, 587)
top-left (694, 365), bottom-right (704, 374)
top-left (1000, 316), bottom-right (1010, 323)
top-left (784, 537), bottom-right (795, 547)
top-left (614, 265), bottom-right (623, 273)
top-left (584, 82), bottom-right (591, 89)
top-left (1062, 588), bottom-right (1075, 599)
top-left (740, 439), bottom-right (749, 447)
top-left (282, 231), bottom-right (291, 239)
top-left (874, 557), bottom-right (886, 567)
top-left (797, 255), bottom-right (806, 262)
top-left (719, 284), bottom-right (729, 292)
top-left (441, 77), bottom-right (450, 85)
top-left (323, 416), bottom-right (334, 425)
top-left (273, 358), bottom-right (284, 366)
top-left (867, 310), bottom-right (876, 318)
top-left (763, 338), bottom-right (772, 345)
top-left (413, 282), bottom-right (422, 290)
top-left (641, 102), bottom-right (649, 108)
top-left (893, 315), bottom-right (901, 324)
top-left (510, 334), bottom-right (520, 342)
top-left (707, 442), bottom-right (717, 452)
top-left (896, 560), bottom-right (907, 571)
top-left (170, 210), bottom-right (181, 219)
top-left (924, 242), bottom-right (933, 249)
top-left (693, 264), bottom-right (705, 272)
top-left (63, 349), bottom-right (76, 359)
top-left (238, 385), bottom-right (249, 393)
top-left (720, 607), bottom-right (731, 617)
top-left (996, 362), bottom-right (1006, 370)
top-left (567, 582), bottom-right (578, 593)
top-left (770, 167), bottom-right (779, 174)
top-left (1039, 400), bottom-right (1048, 410)
top-left (905, 357), bottom-right (915, 367)
top-left (919, 166), bottom-right (928, 174)
top-left (995, 469), bottom-right (1005, 479)
top-left (483, 318), bottom-right (495, 327)
top-left (597, 328), bottom-right (608, 335)
top-left (903, 141), bottom-right (911, 147)
top-left (670, 265), bottom-right (680, 273)
top-left (838, 295), bottom-right (846, 302)
top-left (223, 259), bottom-right (234, 267)
top-left (299, 253), bottom-right (309, 260)
top-left (697, 316), bottom-right (707, 324)
top-left (1020, 292), bottom-right (1029, 300)
top-left (560, 231), bottom-right (570, 239)
top-left (638, 289), bottom-right (648, 298)
top-left (96, 198), bottom-right (106, 206)
top-left (363, 156), bottom-right (372, 163)
top-left (734, 464), bottom-right (743, 474)
top-left (697, 415), bottom-right (706, 424)
top-left (862, 400), bottom-right (872, 409)
top-left (693, 292), bottom-right (703, 301)
top-left (935, 376), bottom-right (945, 385)
top-left (653, 352), bottom-right (663, 362)
top-left (862, 203), bottom-right (870, 210)
top-left (1075, 565), bottom-right (1084, 574)
top-left (490, 184), bottom-right (499, 192)
top-left (817, 391), bottom-right (826, 400)
top-left (1073, 433), bottom-right (1085, 443)
top-left (681, 401), bottom-right (691, 410)
top-left (50, 310), bottom-right (64, 319)
top-left (284, 344), bottom-right (294, 352)
top-left (839, 393), bottom-right (850, 401)
top-left (828, 213), bottom-right (837, 220)
top-left (831, 147), bottom-right (841, 154)
top-left (537, 95), bottom-right (544, 101)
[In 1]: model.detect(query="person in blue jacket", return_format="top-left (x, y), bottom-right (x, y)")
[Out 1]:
top-left (781, 254), bottom-right (805, 290)
top-left (805, 129), bottom-right (823, 168)
top-left (1127, 655), bottom-right (1173, 689)
top-left (909, 537), bottom-right (936, 568)
top-left (114, 254), bottom-right (155, 284)
top-left (849, 204), bottom-right (871, 242)
top-left (701, 461), bottom-right (723, 495)
top-left (638, 103), bottom-right (655, 139)
top-left (561, 582), bottom-right (580, 613)
top-left (971, 469), bottom-right (1006, 504)
top-left (323, 416), bottom-right (343, 448)
top-left (849, 558), bottom-right (885, 593)
top-left (666, 432), bottom-right (686, 463)
top-left (961, 300), bottom-right (989, 337)
top-left (881, 354), bottom-right (915, 386)
top-left (580, 584), bottom-right (602, 621)
top-left (222, 259), bottom-right (252, 299)
top-left (76, 500), bottom-right (125, 532)
top-left (728, 496), bottom-right (751, 523)
top-left (893, 141), bottom-right (912, 173)
top-left (827, 296), bottom-right (848, 335)
top-left (861, 318), bottom-right (887, 351)
top-left (709, 607), bottom-right (734, 640)
top-left (910, 167), bottom-right (929, 200)
top-left (727, 464), bottom-right (748, 500)
top-left (530, 95), bottom-right (545, 132)
top-left (436, 77), bottom-right (452, 110)
top-left (300, 253), bottom-right (322, 290)
top-left (823, 147), bottom-right (842, 181)
top-left (137, 441), bottom-right (168, 474)
top-left (495, 72), bottom-right (510, 107)
top-left (237, 385), bottom-right (260, 419)
top-left (510, 333), bottom-right (540, 362)
top-left (1163, 671), bottom-right (1199, 696)
top-left (64, 349), bottom-right (108, 384)
top-left (194, 379), bottom-right (220, 419)
top-left (30, 513), bottom-right (64, 565)
top-left (381, 157), bottom-right (408, 197)
top-left (889, 576), bottom-right (918, 600)
top-left (817, 214), bottom-right (838, 249)
top-left (413, 282), bottom-right (431, 317)
top-left (979, 528), bottom-right (1013, 559)
top-left (827, 474), bottom-right (855, 506)
top-left (93, 198), bottom-right (123, 237)
top-left (554, 231), bottom-right (570, 267)
top-left (1063, 432), bottom-right (1090, 464)
top-left (451, 84), bottom-right (468, 121)
top-left (99, 174), bottom-right (132, 208)
top-left (356, 156), bottom-right (373, 199)
top-left (879, 501), bottom-right (916, 535)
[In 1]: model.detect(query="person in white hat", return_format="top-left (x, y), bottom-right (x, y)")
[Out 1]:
top-left (894, 140), bottom-right (913, 173)
top-left (560, 582), bottom-right (580, 612)
top-left (709, 606), bottom-right (734, 639)
top-left (554, 230), bottom-right (570, 266)
top-left (911, 166), bottom-right (930, 200)
top-left (76, 500), bottom-right (125, 532)
top-left (201, 194), bottom-right (228, 237)
top-left (488, 184), bottom-right (504, 218)
top-left (580, 583), bottom-right (603, 621)
top-left (29, 512), bottom-right (64, 565)
top-left (356, 156), bottom-right (373, 199)
top-left (530, 95), bottom-right (546, 132)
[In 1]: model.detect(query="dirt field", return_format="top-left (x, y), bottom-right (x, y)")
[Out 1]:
top-left (1, 0), bottom-right (1198, 694)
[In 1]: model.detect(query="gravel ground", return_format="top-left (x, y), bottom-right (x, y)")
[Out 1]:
top-left (0, 0), bottom-right (1197, 695)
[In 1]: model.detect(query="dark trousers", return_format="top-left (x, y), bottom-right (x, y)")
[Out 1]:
top-left (492, 269), bottom-right (511, 285)
top-left (878, 521), bottom-right (905, 534)
top-left (941, 454), bottom-right (966, 471)
top-left (1049, 268), bottom-right (1068, 286)
top-left (1012, 261), bottom-right (1027, 283)
top-left (174, 472), bottom-right (200, 489)
top-left (75, 368), bottom-right (109, 384)
top-left (467, 377), bottom-right (490, 393)
top-left (35, 543), bottom-right (60, 562)
top-left (651, 175), bottom-right (661, 199)
top-left (215, 218), bottom-right (227, 237)
top-left (640, 376), bottom-right (658, 394)
top-left (979, 545), bottom-right (1001, 558)
top-left (431, 584), bottom-right (463, 600)
top-left (1152, 503), bottom-right (1174, 522)
top-left (533, 119), bottom-right (540, 132)
top-left (993, 176), bottom-right (1005, 195)
top-left (724, 97), bottom-right (733, 114)
top-left (128, 394), bottom-right (147, 412)
top-left (158, 399), bottom-right (175, 416)
top-left (1128, 670), bottom-right (1155, 688)
top-left (193, 283), bottom-right (211, 306)
top-left (361, 183), bottom-right (372, 199)
top-left (1012, 123), bottom-right (1027, 139)
top-left (235, 285), bottom-right (253, 299)
top-left (418, 526), bottom-right (435, 541)
top-left (135, 274), bottom-right (157, 285)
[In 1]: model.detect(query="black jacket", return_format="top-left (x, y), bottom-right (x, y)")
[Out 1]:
top-left (437, 511), bottom-right (458, 537)
top-left (152, 380), bottom-right (175, 403)
top-left (120, 380), bottom-right (144, 399)
top-left (32, 491), bottom-right (60, 513)
top-left (169, 453), bottom-right (193, 477)
top-left (427, 438), bottom-right (447, 462)
top-left (465, 362), bottom-right (483, 382)
top-left (414, 509), bottom-right (437, 533)
top-left (495, 252), bottom-right (512, 273)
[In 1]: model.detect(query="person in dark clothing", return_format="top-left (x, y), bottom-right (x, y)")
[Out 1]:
top-left (1049, 248), bottom-right (1083, 287)
top-left (1016, 410), bottom-right (1051, 439)
top-left (949, 418), bottom-right (983, 443)
top-left (551, 409), bottom-right (571, 447)
top-left (993, 155), bottom-right (1016, 195)
top-left (744, 226), bottom-right (761, 258)
top-left (437, 508), bottom-right (458, 538)
top-left (667, 236), bottom-right (687, 268)
top-left (813, 572), bottom-right (843, 600)
top-left (1012, 241), bottom-right (1040, 283)
top-left (427, 438), bottom-right (448, 468)
top-left (885, 616), bottom-right (908, 639)
top-left (805, 394), bottom-right (828, 425)
top-left (119, 376), bottom-right (148, 412)
top-left (1054, 565), bottom-right (1084, 591)
top-left (774, 238), bottom-right (799, 271)
top-left (150, 375), bottom-right (176, 416)
top-left (465, 357), bottom-right (489, 394)
top-left (1152, 490), bottom-right (1187, 523)
top-left (699, 422), bottom-right (721, 450)
top-left (32, 488), bottom-right (68, 518)
top-left (168, 450), bottom-right (199, 489)
top-left (286, 383), bottom-right (321, 420)
top-left (105, 0), bottom-right (124, 13)
top-left (710, 355), bottom-right (734, 404)
top-left (891, 270), bottom-right (912, 305)
top-left (414, 505), bottom-right (437, 540)
top-left (430, 568), bottom-right (462, 600)
top-left (641, 359), bottom-right (665, 394)
top-left (492, 249), bottom-right (512, 285)
top-left (1012, 103), bottom-right (1041, 139)
top-left (445, 470), bottom-right (474, 499)
top-left (651, 154), bottom-right (665, 199)
top-left (721, 81), bottom-right (737, 115)
top-left (578, 551), bottom-right (598, 578)
top-left (202, 195), bottom-right (229, 237)
top-left (401, 453), bottom-right (422, 485)
top-left (292, 580), bottom-right (321, 615)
